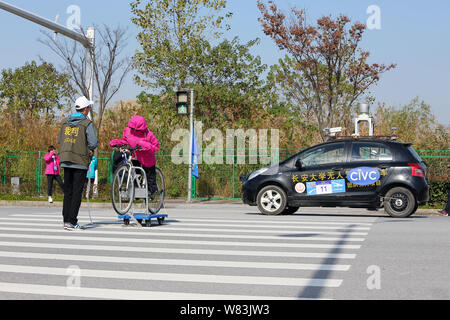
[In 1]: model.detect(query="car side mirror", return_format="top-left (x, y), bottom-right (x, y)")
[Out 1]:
top-left (295, 159), bottom-right (302, 170)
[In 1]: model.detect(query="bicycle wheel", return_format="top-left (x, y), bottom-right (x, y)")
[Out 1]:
top-left (111, 165), bottom-right (135, 215)
top-left (148, 167), bottom-right (165, 214)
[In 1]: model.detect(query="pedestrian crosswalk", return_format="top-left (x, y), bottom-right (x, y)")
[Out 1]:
top-left (0, 208), bottom-right (376, 300)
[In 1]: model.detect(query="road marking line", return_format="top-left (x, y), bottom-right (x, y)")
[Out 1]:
top-left (0, 250), bottom-right (356, 269)
top-left (0, 228), bottom-right (364, 244)
top-left (0, 220), bottom-right (370, 236)
top-left (0, 264), bottom-right (344, 287)
top-left (0, 239), bottom-right (359, 257)
top-left (0, 281), bottom-right (306, 300)
top-left (0, 217), bottom-right (372, 231)
top-left (9, 214), bottom-right (375, 226)
top-left (0, 226), bottom-right (367, 241)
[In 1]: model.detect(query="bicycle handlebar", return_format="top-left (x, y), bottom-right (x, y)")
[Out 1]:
top-left (113, 144), bottom-right (143, 152)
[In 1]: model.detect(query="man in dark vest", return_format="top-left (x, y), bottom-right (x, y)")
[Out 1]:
top-left (58, 96), bottom-right (98, 230)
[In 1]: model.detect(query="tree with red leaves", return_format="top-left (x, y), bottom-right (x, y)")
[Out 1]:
top-left (258, 1), bottom-right (396, 141)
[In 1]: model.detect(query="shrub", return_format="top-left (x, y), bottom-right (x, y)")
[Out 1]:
top-left (429, 180), bottom-right (449, 205)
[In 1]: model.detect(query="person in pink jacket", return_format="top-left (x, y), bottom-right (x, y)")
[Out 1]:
top-left (44, 145), bottom-right (64, 203)
top-left (109, 115), bottom-right (160, 194)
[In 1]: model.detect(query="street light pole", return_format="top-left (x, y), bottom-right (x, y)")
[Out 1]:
top-left (0, 1), bottom-right (91, 48)
top-left (85, 27), bottom-right (97, 195)
top-left (0, 0), bottom-right (95, 109)
top-left (0, 1), bottom-right (95, 107)
top-left (187, 89), bottom-right (194, 202)
top-left (85, 27), bottom-right (95, 119)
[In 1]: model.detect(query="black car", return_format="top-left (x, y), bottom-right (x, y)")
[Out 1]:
top-left (241, 137), bottom-right (429, 218)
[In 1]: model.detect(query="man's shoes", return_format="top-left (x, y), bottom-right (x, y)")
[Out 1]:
top-left (64, 223), bottom-right (83, 230)
top-left (48, 196), bottom-right (53, 203)
top-left (438, 210), bottom-right (448, 216)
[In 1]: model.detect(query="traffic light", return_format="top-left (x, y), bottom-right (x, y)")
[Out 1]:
top-left (176, 90), bottom-right (189, 115)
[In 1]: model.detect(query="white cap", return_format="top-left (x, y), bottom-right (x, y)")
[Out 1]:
top-left (75, 96), bottom-right (94, 110)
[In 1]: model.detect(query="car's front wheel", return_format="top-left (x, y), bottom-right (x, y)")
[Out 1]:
top-left (384, 187), bottom-right (417, 218)
top-left (256, 185), bottom-right (287, 215)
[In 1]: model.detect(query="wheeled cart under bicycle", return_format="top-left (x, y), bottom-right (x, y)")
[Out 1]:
top-left (118, 213), bottom-right (166, 227)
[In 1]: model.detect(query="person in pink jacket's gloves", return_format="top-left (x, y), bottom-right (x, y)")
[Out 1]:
top-left (44, 145), bottom-right (64, 203)
top-left (109, 115), bottom-right (160, 194)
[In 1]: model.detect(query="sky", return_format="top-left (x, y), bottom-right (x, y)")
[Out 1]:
top-left (0, 0), bottom-right (449, 126)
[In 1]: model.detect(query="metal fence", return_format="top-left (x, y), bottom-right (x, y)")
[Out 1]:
top-left (0, 148), bottom-right (448, 200)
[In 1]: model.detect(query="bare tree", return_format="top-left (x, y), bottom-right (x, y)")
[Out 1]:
top-left (39, 24), bottom-right (132, 135)
top-left (257, 1), bottom-right (396, 140)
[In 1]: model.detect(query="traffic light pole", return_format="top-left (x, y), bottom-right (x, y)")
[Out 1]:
top-left (187, 89), bottom-right (194, 202)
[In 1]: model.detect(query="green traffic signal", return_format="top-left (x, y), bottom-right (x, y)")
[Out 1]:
top-left (177, 103), bottom-right (187, 115)
top-left (176, 90), bottom-right (189, 115)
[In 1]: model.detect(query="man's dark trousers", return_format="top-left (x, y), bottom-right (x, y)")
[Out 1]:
top-left (62, 167), bottom-right (87, 225)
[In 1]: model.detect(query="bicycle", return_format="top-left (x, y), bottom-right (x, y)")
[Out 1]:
top-left (111, 145), bottom-right (165, 224)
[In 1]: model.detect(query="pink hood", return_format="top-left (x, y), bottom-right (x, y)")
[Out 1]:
top-left (127, 115), bottom-right (148, 131)
top-left (109, 115), bottom-right (159, 167)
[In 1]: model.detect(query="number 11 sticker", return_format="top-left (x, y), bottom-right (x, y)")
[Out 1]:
top-left (306, 179), bottom-right (346, 196)
top-left (316, 181), bottom-right (332, 195)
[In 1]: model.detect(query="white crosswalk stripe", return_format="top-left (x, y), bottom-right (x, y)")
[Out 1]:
top-left (0, 282), bottom-right (296, 300)
top-left (0, 210), bottom-right (375, 300)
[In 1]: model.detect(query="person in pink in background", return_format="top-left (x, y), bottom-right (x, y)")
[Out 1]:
top-left (44, 145), bottom-right (64, 203)
top-left (109, 115), bottom-right (160, 195)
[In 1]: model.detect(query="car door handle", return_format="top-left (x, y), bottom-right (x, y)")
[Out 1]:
top-left (332, 167), bottom-right (343, 171)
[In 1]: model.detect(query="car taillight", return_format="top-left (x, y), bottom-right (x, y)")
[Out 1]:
top-left (408, 163), bottom-right (425, 178)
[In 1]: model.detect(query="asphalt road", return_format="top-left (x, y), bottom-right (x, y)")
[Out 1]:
top-left (0, 202), bottom-right (448, 300)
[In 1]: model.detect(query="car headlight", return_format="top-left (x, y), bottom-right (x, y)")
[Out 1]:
top-left (247, 167), bottom-right (269, 181)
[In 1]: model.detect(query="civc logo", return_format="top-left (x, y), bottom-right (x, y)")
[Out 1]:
top-left (347, 167), bottom-right (381, 186)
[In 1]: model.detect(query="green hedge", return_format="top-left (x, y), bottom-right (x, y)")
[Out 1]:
top-left (428, 180), bottom-right (449, 205)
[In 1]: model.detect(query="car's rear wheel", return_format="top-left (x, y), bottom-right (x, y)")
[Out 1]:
top-left (256, 185), bottom-right (287, 215)
top-left (384, 187), bottom-right (417, 218)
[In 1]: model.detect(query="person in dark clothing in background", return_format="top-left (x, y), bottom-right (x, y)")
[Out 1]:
top-left (58, 96), bottom-right (98, 230)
